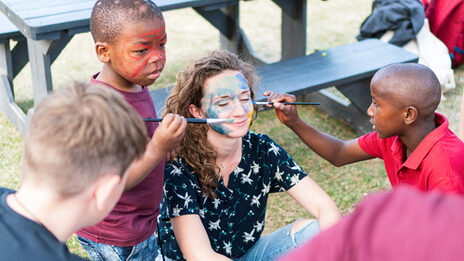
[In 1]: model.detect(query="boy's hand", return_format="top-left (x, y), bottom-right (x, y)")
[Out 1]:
top-left (263, 91), bottom-right (300, 126)
top-left (149, 113), bottom-right (187, 157)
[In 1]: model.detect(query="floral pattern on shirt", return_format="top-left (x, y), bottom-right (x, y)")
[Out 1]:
top-left (158, 131), bottom-right (307, 260)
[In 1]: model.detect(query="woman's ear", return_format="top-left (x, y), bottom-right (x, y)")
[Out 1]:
top-left (189, 104), bottom-right (205, 119)
top-left (404, 106), bottom-right (418, 125)
top-left (95, 42), bottom-right (110, 63)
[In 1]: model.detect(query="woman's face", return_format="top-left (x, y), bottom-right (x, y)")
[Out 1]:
top-left (201, 70), bottom-right (253, 137)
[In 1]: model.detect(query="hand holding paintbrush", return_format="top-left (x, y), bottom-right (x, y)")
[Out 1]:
top-left (260, 91), bottom-right (312, 127)
top-left (144, 118), bottom-right (233, 124)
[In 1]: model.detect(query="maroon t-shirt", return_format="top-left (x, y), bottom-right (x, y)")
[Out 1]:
top-left (76, 75), bottom-right (165, 246)
top-left (280, 185), bottom-right (464, 261)
top-left (358, 113), bottom-right (464, 194)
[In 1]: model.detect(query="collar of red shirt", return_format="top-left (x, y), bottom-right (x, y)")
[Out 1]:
top-left (390, 113), bottom-right (448, 170)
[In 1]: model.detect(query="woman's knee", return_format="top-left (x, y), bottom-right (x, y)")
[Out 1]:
top-left (290, 218), bottom-right (315, 235)
top-left (290, 219), bottom-right (320, 246)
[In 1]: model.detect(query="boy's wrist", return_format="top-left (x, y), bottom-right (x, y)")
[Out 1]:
top-left (145, 139), bottom-right (168, 162)
top-left (284, 117), bottom-right (303, 129)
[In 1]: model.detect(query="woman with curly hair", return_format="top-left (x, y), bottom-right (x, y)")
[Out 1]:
top-left (157, 50), bottom-right (340, 261)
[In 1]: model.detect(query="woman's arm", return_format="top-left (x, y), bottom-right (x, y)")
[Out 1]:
top-left (171, 214), bottom-right (232, 261)
top-left (286, 176), bottom-right (341, 230)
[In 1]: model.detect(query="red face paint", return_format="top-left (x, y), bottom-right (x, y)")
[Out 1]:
top-left (120, 27), bottom-right (167, 84)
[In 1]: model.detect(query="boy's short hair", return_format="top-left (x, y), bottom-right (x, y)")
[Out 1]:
top-left (90, 0), bottom-right (163, 44)
top-left (22, 82), bottom-right (148, 197)
top-left (373, 63), bottom-right (441, 116)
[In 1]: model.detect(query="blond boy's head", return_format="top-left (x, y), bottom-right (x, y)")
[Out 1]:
top-left (22, 82), bottom-right (147, 198)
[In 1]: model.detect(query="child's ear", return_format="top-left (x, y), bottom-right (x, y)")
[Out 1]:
top-left (189, 104), bottom-right (205, 118)
top-left (404, 106), bottom-right (418, 125)
top-left (95, 42), bottom-right (110, 63)
top-left (93, 174), bottom-right (123, 213)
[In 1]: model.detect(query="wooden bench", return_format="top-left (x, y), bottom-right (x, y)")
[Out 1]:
top-left (151, 39), bottom-right (418, 134)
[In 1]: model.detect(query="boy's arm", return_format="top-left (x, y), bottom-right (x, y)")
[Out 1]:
top-left (263, 91), bottom-right (373, 167)
top-left (287, 176), bottom-right (341, 230)
top-left (125, 114), bottom-right (187, 191)
top-left (171, 214), bottom-right (232, 261)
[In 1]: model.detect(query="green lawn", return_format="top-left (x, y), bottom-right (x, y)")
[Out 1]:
top-left (1, 0), bottom-right (463, 257)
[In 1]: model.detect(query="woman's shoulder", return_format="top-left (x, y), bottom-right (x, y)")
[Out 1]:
top-left (165, 159), bottom-right (196, 180)
top-left (244, 131), bottom-right (277, 148)
top-left (245, 131), bottom-right (273, 143)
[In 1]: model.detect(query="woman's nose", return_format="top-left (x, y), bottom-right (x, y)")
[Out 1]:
top-left (231, 99), bottom-right (247, 116)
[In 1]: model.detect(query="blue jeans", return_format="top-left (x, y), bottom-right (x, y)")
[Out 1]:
top-left (232, 219), bottom-right (320, 261)
top-left (77, 233), bottom-right (162, 261)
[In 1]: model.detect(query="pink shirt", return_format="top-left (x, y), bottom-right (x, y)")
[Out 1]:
top-left (280, 185), bottom-right (464, 261)
top-left (358, 113), bottom-right (464, 194)
top-left (76, 75), bottom-right (165, 246)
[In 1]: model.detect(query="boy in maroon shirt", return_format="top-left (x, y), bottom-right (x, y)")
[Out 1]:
top-left (265, 63), bottom-right (464, 194)
top-left (76, 0), bottom-right (187, 260)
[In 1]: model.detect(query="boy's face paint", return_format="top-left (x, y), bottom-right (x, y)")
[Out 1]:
top-left (111, 18), bottom-right (166, 87)
top-left (201, 71), bottom-right (252, 137)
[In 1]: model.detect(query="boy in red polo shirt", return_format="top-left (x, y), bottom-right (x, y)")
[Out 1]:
top-left (265, 63), bottom-right (464, 194)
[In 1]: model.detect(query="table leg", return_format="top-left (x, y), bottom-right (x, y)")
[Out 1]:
top-left (0, 40), bottom-right (28, 136)
top-left (273, 0), bottom-right (307, 60)
top-left (218, 4), bottom-right (239, 53)
top-left (26, 34), bottom-right (73, 106)
top-left (27, 38), bottom-right (53, 105)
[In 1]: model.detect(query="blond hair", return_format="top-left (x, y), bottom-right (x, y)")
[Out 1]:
top-left (164, 50), bottom-right (258, 198)
top-left (22, 82), bottom-right (147, 197)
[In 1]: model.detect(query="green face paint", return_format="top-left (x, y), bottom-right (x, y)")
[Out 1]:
top-left (201, 71), bottom-right (252, 135)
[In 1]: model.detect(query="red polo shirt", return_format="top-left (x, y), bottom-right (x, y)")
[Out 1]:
top-left (280, 186), bottom-right (464, 261)
top-left (358, 113), bottom-right (464, 194)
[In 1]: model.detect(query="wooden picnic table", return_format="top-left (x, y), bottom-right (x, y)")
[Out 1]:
top-left (0, 0), bottom-right (307, 136)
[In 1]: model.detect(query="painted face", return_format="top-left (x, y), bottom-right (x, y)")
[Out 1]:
top-left (367, 81), bottom-right (404, 138)
top-left (111, 18), bottom-right (166, 86)
top-left (201, 70), bottom-right (253, 136)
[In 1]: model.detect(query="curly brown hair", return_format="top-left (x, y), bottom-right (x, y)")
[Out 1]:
top-left (164, 50), bottom-right (259, 198)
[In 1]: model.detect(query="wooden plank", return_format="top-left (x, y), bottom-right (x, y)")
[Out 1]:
top-left (13, 1), bottom-right (94, 18)
top-left (8, 0), bottom-right (93, 13)
top-left (0, 0), bottom-right (237, 40)
top-left (0, 14), bottom-right (22, 40)
top-left (254, 39), bottom-right (418, 100)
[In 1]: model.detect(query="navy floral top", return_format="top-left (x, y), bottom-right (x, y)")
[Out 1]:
top-left (158, 131), bottom-right (307, 259)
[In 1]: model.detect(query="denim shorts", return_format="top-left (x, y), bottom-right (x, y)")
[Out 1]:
top-left (77, 233), bottom-right (162, 261)
top-left (232, 219), bottom-right (320, 261)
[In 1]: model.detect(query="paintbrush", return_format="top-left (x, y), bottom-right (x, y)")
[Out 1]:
top-left (253, 101), bottom-right (320, 105)
top-left (143, 118), bottom-right (232, 124)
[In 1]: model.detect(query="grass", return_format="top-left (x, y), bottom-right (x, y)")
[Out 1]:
top-left (1, 0), bottom-right (463, 256)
